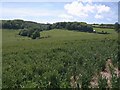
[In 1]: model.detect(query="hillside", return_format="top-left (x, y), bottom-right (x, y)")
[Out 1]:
top-left (2, 28), bottom-right (119, 88)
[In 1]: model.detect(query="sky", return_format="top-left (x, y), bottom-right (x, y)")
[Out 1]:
top-left (0, 0), bottom-right (119, 24)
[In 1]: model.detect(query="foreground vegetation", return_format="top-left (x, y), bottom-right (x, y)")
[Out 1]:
top-left (2, 27), bottom-right (119, 88)
top-left (0, 29), bottom-right (2, 89)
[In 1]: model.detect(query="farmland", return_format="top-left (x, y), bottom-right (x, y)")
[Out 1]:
top-left (0, 29), bottom-right (2, 89)
top-left (2, 28), bottom-right (119, 88)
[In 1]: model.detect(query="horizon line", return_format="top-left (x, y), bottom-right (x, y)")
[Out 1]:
top-left (0, 19), bottom-right (117, 24)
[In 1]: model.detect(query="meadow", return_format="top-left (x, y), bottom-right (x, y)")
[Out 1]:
top-left (2, 28), bottom-right (119, 88)
top-left (0, 29), bottom-right (2, 89)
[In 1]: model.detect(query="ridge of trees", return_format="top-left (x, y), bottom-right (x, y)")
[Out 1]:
top-left (92, 23), bottom-right (114, 29)
top-left (2, 19), bottom-right (95, 39)
top-left (2, 19), bottom-right (93, 32)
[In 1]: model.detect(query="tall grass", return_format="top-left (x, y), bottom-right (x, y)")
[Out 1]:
top-left (2, 28), bottom-right (118, 88)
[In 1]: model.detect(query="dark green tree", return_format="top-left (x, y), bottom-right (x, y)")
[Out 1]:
top-left (19, 29), bottom-right (28, 36)
top-left (31, 30), bottom-right (40, 39)
top-left (114, 22), bottom-right (120, 32)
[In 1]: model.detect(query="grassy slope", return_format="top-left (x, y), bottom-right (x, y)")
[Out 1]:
top-left (3, 28), bottom-right (117, 45)
top-left (0, 30), bottom-right (2, 89)
top-left (2, 28), bottom-right (117, 55)
top-left (2, 28), bottom-right (118, 88)
top-left (2, 28), bottom-right (117, 53)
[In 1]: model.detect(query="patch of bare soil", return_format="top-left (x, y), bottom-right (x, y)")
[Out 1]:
top-left (70, 59), bottom-right (119, 88)
top-left (90, 59), bottom-right (119, 88)
top-left (70, 75), bottom-right (81, 88)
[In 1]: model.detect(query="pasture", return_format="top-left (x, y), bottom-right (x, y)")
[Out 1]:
top-left (2, 28), bottom-right (119, 88)
top-left (0, 29), bottom-right (2, 89)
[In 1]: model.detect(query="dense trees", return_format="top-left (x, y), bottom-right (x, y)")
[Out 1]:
top-left (19, 29), bottom-right (40, 39)
top-left (50, 22), bottom-right (93, 32)
top-left (2, 19), bottom-right (50, 31)
top-left (31, 30), bottom-right (40, 39)
top-left (92, 23), bottom-right (114, 29)
top-left (3, 19), bottom-right (119, 39)
top-left (114, 22), bottom-right (120, 32)
top-left (2, 19), bottom-right (94, 39)
top-left (2, 20), bottom-right (93, 32)
top-left (19, 29), bottom-right (28, 36)
top-left (2, 19), bottom-right (117, 33)
top-left (2, 19), bottom-right (25, 29)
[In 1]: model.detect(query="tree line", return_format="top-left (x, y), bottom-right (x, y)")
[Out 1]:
top-left (2, 19), bottom-right (50, 31)
top-left (2, 19), bottom-right (93, 32)
top-left (92, 23), bottom-right (115, 29)
top-left (52, 22), bottom-right (93, 32)
top-left (2, 19), bottom-right (94, 39)
top-left (2, 19), bottom-right (119, 39)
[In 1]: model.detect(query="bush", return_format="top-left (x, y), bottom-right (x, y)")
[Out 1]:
top-left (19, 29), bottom-right (40, 39)
top-left (27, 29), bottom-right (35, 37)
top-left (19, 29), bottom-right (28, 36)
top-left (31, 30), bottom-right (40, 39)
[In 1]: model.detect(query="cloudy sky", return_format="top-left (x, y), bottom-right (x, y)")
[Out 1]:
top-left (1, 0), bottom-right (119, 24)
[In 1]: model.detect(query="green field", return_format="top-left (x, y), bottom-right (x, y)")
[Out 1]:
top-left (2, 28), bottom-right (119, 88)
top-left (0, 29), bottom-right (2, 89)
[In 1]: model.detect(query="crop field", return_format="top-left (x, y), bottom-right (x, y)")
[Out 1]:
top-left (2, 28), bottom-right (119, 88)
top-left (0, 29), bottom-right (2, 89)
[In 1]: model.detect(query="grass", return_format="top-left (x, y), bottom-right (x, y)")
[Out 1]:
top-left (2, 28), bottom-right (117, 47)
top-left (2, 28), bottom-right (118, 88)
top-left (0, 29), bottom-right (2, 89)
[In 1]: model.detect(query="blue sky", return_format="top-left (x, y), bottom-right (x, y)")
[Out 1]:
top-left (1, 0), bottom-right (119, 24)
top-left (1, 0), bottom-right (120, 2)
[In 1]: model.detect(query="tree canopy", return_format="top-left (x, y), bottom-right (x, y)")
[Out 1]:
top-left (2, 19), bottom-right (95, 39)
top-left (2, 19), bottom-right (93, 32)
top-left (114, 22), bottom-right (120, 32)
top-left (19, 29), bottom-right (40, 39)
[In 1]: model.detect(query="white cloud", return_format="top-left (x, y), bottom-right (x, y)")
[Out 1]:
top-left (96, 4), bottom-right (110, 14)
top-left (58, 14), bottom-right (73, 19)
top-left (83, 0), bottom-right (93, 3)
top-left (64, 0), bottom-right (111, 19)
top-left (64, 1), bottom-right (91, 17)
top-left (58, 14), bottom-right (77, 22)
top-left (95, 14), bottom-right (103, 19)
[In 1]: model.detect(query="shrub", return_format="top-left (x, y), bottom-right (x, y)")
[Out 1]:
top-left (31, 30), bottom-right (40, 39)
top-left (19, 29), bottom-right (28, 36)
top-left (19, 29), bottom-right (40, 39)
